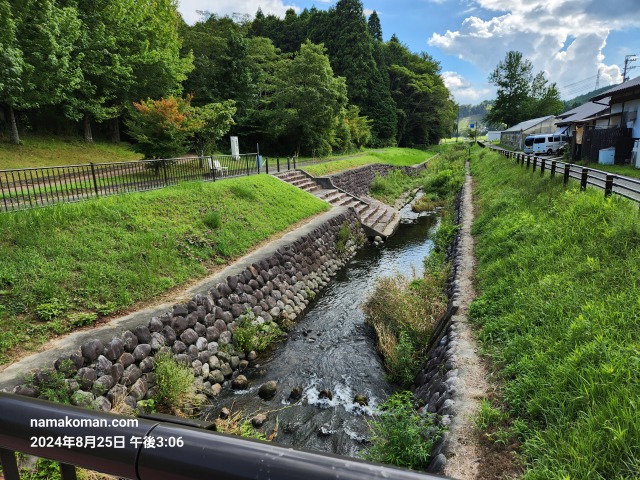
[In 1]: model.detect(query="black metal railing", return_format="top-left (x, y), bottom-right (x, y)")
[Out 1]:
top-left (0, 153), bottom-right (274, 213)
top-left (0, 392), bottom-right (444, 480)
top-left (482, 144), bottom-right (640, 203)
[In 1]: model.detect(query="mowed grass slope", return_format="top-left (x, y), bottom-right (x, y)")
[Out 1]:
top-left (0, 135), bottom-right (142, 170)
top-left (302, 147), bottom-right (438, 176)
top-left (0, 175), bottom-right (329, 365)
top-left (469, 148), bottom-right (640, 478)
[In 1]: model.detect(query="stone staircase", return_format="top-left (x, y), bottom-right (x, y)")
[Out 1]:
top-left (274, 170), bottom-right (399, 239)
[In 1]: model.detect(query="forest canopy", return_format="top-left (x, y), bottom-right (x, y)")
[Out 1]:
top-left (0, 0), bottom-right (456, 156)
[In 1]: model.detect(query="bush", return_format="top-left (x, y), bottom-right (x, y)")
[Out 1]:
top-left (232, 311), bottom-right (284, 353)
top-left (336, 221), bottom-right (351, 255)
top-left (364, 391), bottom-right (444, 469)
top-left (153, 352), bottom-right (196, 413)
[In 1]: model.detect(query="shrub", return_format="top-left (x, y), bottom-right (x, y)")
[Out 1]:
top-left (336, 221), bottom-right (351, 255)
top-left (153, 352), bottom-right (196, 413)
top-left (232, 311), bottom-right (284, 353)
top-left (364, 391), bottom-right (444, 469)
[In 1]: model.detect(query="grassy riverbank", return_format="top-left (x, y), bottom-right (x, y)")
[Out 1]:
top-left (470, 147), bottom-right (640, 478)
top-left (301, 147), bottom-right (438, 176)
top-left (0, 175), bottom-right (328, 366)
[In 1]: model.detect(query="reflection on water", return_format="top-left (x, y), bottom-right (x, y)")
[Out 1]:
top-left (206, 201), bottom-right (441, 457)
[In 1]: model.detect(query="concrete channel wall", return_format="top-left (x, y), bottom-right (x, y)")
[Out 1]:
top-left (329, 163), bottom-right (429, 198)
top-left (1, 207), bottom-right (366, 414)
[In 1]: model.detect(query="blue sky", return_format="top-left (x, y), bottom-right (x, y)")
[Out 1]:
top-left (177, 0), bottom-right (640, 105)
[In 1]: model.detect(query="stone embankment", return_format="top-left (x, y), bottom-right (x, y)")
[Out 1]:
top-left (3, 208), bottom-right (365, 414)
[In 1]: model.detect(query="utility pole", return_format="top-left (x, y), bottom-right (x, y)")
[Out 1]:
top-left (623, 54), bottom-right (637, 83)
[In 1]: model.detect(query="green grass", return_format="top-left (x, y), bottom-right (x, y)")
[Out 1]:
top-left (0, 175), bottom-right (329, 365)
top-left (469, 146), bottom-right (640, 478)
top-left (0, 134), bottom-right (141, 170)
top-left (577, 161), bottom-right (640, 180)
top-left (301, 147), bottom-right (438, 176)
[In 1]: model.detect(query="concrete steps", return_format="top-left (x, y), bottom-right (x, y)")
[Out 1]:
top-left (274, 170), bottom-right (400, 239)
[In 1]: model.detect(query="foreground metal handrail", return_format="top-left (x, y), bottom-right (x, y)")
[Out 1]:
top-left (0, 393), bottom-right (445, 480)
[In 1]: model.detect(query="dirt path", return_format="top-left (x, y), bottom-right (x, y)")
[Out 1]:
top-left (442, 161), bottom-right (492, 479)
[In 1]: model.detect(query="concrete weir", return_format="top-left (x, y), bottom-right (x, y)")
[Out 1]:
top-left (0, 206), bottom-right (363, 398)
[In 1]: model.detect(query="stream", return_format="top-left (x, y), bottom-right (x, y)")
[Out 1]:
top-left (206, 198), bottom-right (441, 458)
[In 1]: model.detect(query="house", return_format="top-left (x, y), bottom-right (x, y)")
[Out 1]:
top-left (500, 115), bottom-right (557, 151)
top-left (554, 100), bottom-right (610, 161)
top-left (586, 75), bottom-right (640, 163)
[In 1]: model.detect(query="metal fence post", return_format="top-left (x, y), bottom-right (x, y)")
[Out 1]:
top-left (162, 160), bottom-right (169, 186)
top-left (277, 157), bottom-right (280, 173)
top-left (294, 156), bottom-right (297, 169)
top-left (564, 164), bottom-right (570, 185)
top-left (246, 155), bottom-right (250, 176)
top-left (605, 174), bottom-right (614, 197)
top-left (580, 167), bottom-right (588, 191)
top-left (265, 157), bottom-right (269, 175)
top-left (89, 163), bottom-right (99, 197)
top-left (287, 157), bottom-right (291, 170)
top-left (551, 161), bottom-right (556, 178)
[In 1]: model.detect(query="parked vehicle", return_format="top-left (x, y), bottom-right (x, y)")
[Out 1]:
top-left (523, 134), bottom-right (569, 155)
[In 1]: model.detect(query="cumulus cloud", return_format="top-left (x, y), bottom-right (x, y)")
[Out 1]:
top-left (177, 0), bottom-right (298, 25)
top-left (442, 71), bottom-right (493, 103)
top-left (428, 0), bottom-right (629, 99)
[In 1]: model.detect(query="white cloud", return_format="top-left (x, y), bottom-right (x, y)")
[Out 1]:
top-left (177, 0), bottom-right (298, 25)
top-left (428, 0), bottom-right (632, 99)
top-left (442, 71), bottom-right (493, 103)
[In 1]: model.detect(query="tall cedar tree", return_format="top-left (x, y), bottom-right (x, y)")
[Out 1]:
top-left (322, 0), bottom-right (396, 145)
top-left (367, 11), bottom-right (382, 41)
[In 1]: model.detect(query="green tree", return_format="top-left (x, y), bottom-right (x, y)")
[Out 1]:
top-left (528, 71), bottom-right (563, 117)
top-left (191, 100), bottom-right (236, 156)
top-left (323, 0), bottom-right (396, 145)
top-left (270, 41), bottom-right (348, 156)
top-left (367, 11), bottom-right (382, 41)
top-left (486, 51), bottom-right (532, 127)
top-left (0, 0), bottom-right (81, 144)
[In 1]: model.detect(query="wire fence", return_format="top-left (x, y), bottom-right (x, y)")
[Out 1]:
top-left (481, 142), bottom-right (640, 204)
top-left (0, 153), bottom-right (305, 213)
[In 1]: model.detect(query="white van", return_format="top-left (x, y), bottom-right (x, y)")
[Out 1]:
top-left (523, 134), bottom-right (568, 155)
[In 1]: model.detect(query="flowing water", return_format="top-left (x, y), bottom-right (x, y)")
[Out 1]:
top-left (206, 198), bottom-right (441, 458)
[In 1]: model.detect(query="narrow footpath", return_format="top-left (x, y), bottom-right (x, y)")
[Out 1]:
top-left (442, 161), bottom-right (491, 479)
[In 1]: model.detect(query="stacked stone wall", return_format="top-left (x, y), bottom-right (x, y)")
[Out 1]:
top-left (12, 209), bottom-right (365, 414)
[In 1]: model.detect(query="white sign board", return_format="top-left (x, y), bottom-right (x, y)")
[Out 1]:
top-left (230, 136), bottom-right (240, 160)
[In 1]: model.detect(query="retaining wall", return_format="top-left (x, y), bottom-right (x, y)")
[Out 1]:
top-left (8, 208), bottom-right (366, 414)
top-left (329, 163), bottom-right (428, 198)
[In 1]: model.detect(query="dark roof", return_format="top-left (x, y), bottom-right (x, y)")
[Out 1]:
top-left (591, 75), bottom-right (640, 101)
top-left (555, 100), bottom-right (610, 125)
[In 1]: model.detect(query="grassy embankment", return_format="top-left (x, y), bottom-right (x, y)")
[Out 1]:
top-left (0, 135), bottom-right (142, 170)
top-left (0, 175), bottom-right (329, 366)
top-left (470, 147), bottom-right (640, 478)
top-left (301, 147), bottom-right (439, 177)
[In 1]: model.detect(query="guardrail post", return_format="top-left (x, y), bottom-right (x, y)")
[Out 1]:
top-left (526, 155), bottom-right (531, 169)
top-left (540, 158), bottom-right (545, 176)
top-left (533, 157), bottom-right (537, 172)
top-left (580, 167), bottom-right (588, 191)
top-left (0, 448), bottom-right (20, 480)
top-left (564, 164), bottom-right (570, 185)
top-left (551, 161), bottom-right (557, 178)
top-left (89, 163), bottom-right (99, 197)
top-left (605, 174), bottom-right (614, 197)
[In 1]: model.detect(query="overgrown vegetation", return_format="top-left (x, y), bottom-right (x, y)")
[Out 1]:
top-left (153, 352), bottom-right (197, 414)
top-left (470, 147), bottom-right (640, 478)
top-left (232, 310), bottom-right (285, 353)
top-left (0, 175), bottom-right (328, 365)
top-left (363, 145), bottom-right (465, 386)
top-left (364, 391), bottom-right (444, 469)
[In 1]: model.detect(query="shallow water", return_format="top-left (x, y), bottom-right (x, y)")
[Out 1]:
top-left (206, 199), bottom-right (441, 457)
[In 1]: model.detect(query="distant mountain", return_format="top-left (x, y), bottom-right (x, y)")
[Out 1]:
top-left (562, 85), bottom-right (613, 111)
